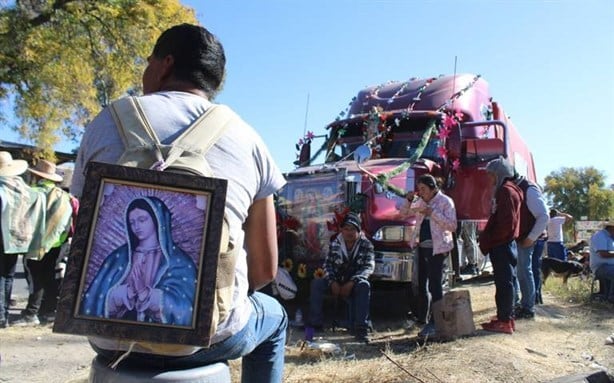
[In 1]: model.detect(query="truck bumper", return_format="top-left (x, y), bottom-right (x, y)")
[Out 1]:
top-left (372, 251), bottom-right (414, 282)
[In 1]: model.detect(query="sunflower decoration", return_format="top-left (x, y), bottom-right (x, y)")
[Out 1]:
top-left (297, 263), bottom-right (308, 278)
top-left (282, 258), bottom-right (294, 272)
top-left (313, 267), bottom-right (326, 279)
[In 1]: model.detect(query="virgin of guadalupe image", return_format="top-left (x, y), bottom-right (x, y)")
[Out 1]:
top-left (80, 196), bottom-right (196, 326)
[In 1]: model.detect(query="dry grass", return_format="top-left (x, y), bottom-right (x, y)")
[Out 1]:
top-left (268, 279), bottom-right (614, 383)
top-left (2, 276), bottom-right (611, 383)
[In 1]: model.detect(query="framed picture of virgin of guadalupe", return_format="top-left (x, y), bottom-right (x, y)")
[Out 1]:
top-left (53, 161), bottom-right (227, 347)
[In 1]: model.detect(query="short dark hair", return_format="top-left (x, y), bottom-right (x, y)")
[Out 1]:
top-left (152, 23), bottom-right (226, 98)
top-left (417, 174), bottom-right (438, 191)
top-left (550, 208), bottom-right (559, 218)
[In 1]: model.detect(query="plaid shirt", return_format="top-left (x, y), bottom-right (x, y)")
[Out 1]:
top-left (324, 232), bottom-right (375, 284)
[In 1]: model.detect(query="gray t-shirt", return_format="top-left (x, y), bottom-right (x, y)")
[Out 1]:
top-left (72, 91), bottom-right (286, 352)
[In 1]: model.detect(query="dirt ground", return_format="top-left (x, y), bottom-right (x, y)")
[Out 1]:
top-left (1, 277), bottom-right (613, 383)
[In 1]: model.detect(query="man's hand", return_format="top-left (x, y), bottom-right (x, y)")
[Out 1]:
top-left (330, 281), bottom-right (341, 298)
top-left (519, 238), bottom-right (535, 248)
top-left (339, 281), bottom-right (355, 299)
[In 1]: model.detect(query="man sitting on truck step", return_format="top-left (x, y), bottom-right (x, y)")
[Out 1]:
top-left (308, 212), bottom-right (375, 343)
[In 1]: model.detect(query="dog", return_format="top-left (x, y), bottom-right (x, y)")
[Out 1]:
top-left (541, 257), bottom-right (586, 285)
top-left (567, 240), bottom-right (589, 254)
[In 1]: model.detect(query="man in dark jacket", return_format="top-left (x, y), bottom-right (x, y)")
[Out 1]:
top-left (479, 157), bottom-right (523, 334)
top-left (308, 212), bottom-right (375, 342)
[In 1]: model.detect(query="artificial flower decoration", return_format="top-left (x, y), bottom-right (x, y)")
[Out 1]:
top-left (437, 126), bottom-right (450, 140)
top-left (297, 263), bottom-right (308, 278)
top-left (313, 267), bottom-right (326, 279)
top-left (282, 216), bottom-right (301, 231)
top-left (437, 145), bottom-right (448, 159)
top-left (282, 258), bottom-right (294, 272)
top-left (452, 158), bottom-right (461, 171)
top-left (442, 113), bottom-right (457, 129)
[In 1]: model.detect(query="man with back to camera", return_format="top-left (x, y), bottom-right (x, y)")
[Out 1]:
top-left (0, 152), bottom-right (45, 329)
top-left (547, 209), bottom-right (573, 261)
top-left (512, 171), bottom-right (548, 319)
top-left (71, 24), bottom-right (287, 383)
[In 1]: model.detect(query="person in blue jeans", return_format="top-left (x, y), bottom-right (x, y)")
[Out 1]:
top-left (91, 292), bottom-right (287, 383)
top-left (512, 174), bottom-right (548, 319)
top-left (479, 157), bottom-right (523, 334)
top-left (71, 24), bottom-right (288, 382)
top-left (532, 235), bottom-right (546, 304)
top-left (309, 212), bottom-right (375, 343)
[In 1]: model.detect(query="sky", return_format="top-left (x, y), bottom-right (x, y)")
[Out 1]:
top-left (1, 0), bottom-right (613, 186)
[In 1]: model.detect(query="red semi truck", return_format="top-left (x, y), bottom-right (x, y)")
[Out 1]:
top-left (276, 74), bottom-right (537, 287)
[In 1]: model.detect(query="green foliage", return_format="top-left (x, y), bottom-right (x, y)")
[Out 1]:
top-left (0, 0), bottom-right (197, 159)
top-left (542, 274), bottom-right (592, 304)
top-left (543, 166), bottom-right (610, 220)
top-left (588, 184), bottom-right (614, 220)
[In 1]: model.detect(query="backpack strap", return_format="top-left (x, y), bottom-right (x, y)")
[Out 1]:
top-left (110, 96), bottom-right (235, 173)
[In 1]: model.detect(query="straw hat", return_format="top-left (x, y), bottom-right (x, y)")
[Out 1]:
top-left (28, 159), bottom-right (63, 183)
top-left (0, 151), bottom-right (28, 177)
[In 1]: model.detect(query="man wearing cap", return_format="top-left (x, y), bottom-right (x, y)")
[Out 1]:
top-left (479, 157), bottom-right (523, 334)
top-left (0, 151), bottom-right (45, 328)
top-left (13, 159), bottom-right (72, 326)
top-left (308, 212), bottom-right (375, 342)
top-left (589, 221), bottom-right (614, 303)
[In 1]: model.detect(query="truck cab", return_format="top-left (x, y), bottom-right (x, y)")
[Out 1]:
top-left (277, 74), bottom-right (536, 287)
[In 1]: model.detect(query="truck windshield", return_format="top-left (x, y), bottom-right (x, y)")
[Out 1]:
top-left (326, 117), bottom-right (442, 163)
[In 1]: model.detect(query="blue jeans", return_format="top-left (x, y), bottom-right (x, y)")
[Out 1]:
top-left (309, 277), bottom-right (371, 330)
top-left (594, 264), bottom-right (614, 300)
top-left (490, 241), bottom-right (517, 321)
top-left (92, 292), bottom-right (287, 383)
top-left (547, 242), bottom-right (567, 261)
top-left (514, 241), bottom-right (535, 312)
top-left (533, 239), bottom-right (545, 303)
top-left (0, 253), bottom-right (19, 324)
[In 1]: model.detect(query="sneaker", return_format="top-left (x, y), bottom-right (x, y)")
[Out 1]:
top-left (0, 320), bottom-right (8, 329)
top-left (481, 319), bottom-right (514, 334)
top-left (513, 306), bottom-right (535, 320)
top-left (12, 315), bottom-right (40, 327)
top-left (354, 328), bottom-right (370, 344)
top-left (490, 316), bottom-right (515, 331)
top-left (40, 313), bottom-right (56, 324)
top-left (418, 322), bottom-right (437, 338)
top-left (460, 264), bottom-right (478, 275)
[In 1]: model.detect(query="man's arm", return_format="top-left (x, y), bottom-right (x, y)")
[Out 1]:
top-left (559, 211), bottom-right (573, 223)
top-left (244, 195), bottom-right (278, 290)
top-left (596, 250), bottom-right (614, 259)
top-left (525, 186), bottom-right (549, 243)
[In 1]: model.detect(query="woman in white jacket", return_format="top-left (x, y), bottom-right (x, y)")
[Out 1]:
top-left (406, 174), bottom-right (457, 337)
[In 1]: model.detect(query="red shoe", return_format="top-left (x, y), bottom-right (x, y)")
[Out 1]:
top-left (481, 319), bottom-right (514, 334)
top-left (490, 316), bottom-right (515, 331)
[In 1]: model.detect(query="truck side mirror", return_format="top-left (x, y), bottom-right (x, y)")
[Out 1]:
top-left (295, 142), bottom-right (311, 166)
top-left (354, 144), bottom-right (372, 164)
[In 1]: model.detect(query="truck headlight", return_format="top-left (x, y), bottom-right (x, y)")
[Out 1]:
top-left (373, 225), bottom-right (415, 242)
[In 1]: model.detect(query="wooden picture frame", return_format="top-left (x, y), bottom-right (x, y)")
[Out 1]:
top-left (53, 162), bottom-right (227, 347)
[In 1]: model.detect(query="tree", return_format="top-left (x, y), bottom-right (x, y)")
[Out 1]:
top-left (543, 166), bottom-right (613, 220)
top-left (0, 0), bottom-right (197, 159)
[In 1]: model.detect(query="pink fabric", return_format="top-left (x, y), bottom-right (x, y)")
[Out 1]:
top-left (409, 191), bottom-right (457, 255)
